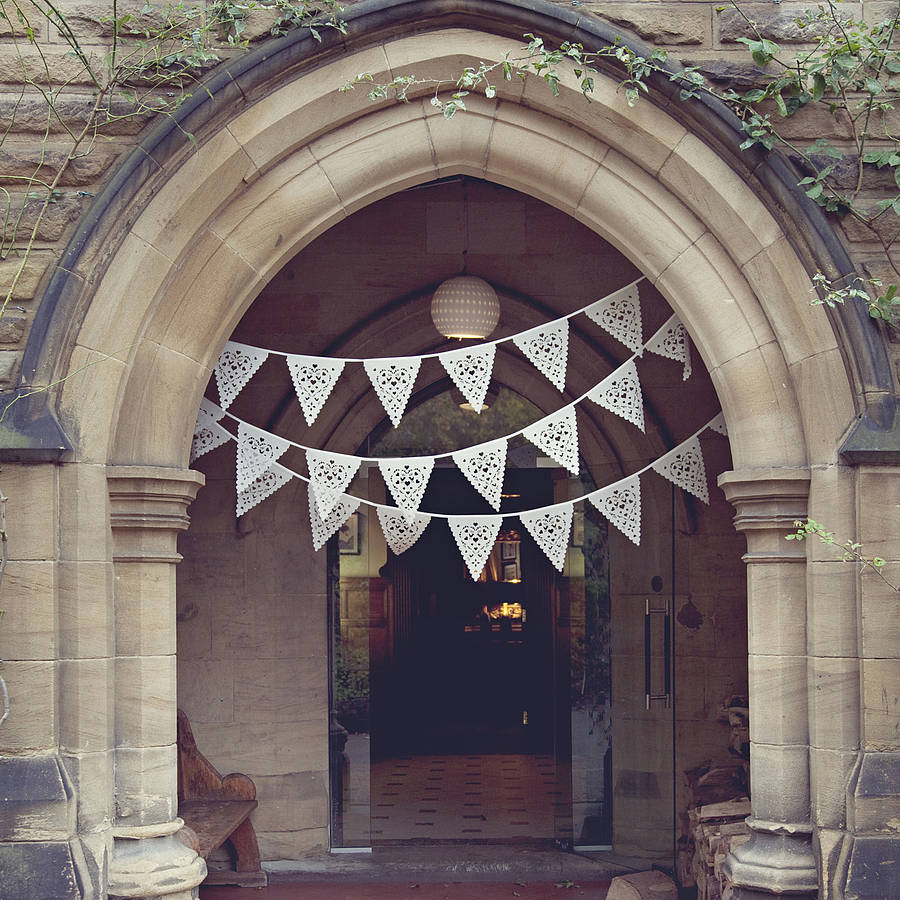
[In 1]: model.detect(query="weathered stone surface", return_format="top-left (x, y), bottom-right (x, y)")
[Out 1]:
top-left (0, 350), bottom-right (18, 386)
top-left (607, 869), bottom-right (678, 899)
top-left (0, 93), bottom-right (152, 135)
top-left (846, 835), bottom-right (900, 898)
top-left (0, 145), bottom-right (124, 187)
top-left (0, 841), bottom-right (81, 899)
top-left (589, 3), bottom-right (708, 45)
top-left (719, 3), bottom-right (863, 43)
top-left (849, 751), bottom-right (900, 833)
top-left (0, 46), bottom-right (105, 86)
top-left (0, 315), bottom-right (26, 344)
top-left (684, 57), bottom-right (769, 88)
top-left (0, 757), bottom-right (72, 841)
top-left (0, 250), bottom-right (56, 301)
top-left (12, 195), bottom-right (84, 241)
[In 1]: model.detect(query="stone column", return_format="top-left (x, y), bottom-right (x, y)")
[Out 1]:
top-left (107, 466), bottom-right (207, 900)
top-left (718, 469), bottom-right (818, 899)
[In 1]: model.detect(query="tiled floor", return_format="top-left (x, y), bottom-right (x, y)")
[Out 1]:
top-left (368, 754), bottom-right (572, 842)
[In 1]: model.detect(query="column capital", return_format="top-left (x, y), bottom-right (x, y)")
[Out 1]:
top-left (107, 466), bottom-right (204, 562)
top-left (718, 468), bottom-right (811, 533)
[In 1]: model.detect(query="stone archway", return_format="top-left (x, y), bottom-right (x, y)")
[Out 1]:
top-left (10, 2), bottom-right (887, 897)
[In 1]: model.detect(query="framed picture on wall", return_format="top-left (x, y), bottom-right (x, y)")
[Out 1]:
top-left (338, 512), bottom-right (360, 554)
top-left (500, 541), bottom-right (518, 561)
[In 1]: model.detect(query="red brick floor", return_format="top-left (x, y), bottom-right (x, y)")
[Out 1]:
top-left (201, 881), bottom-right (610, 899)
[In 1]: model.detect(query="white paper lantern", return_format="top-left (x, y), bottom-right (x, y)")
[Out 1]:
top-left (431, 276), bottom-right (500, 339)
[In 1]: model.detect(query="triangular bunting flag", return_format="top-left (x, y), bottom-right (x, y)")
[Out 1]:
top-left (707, 413), bottom-right (728, 436)
top-left (191, 420), bottom-right (232, 463)
top-left (236, 463), bottom-right (294, 518)
top-left (378, 457), bottom-right (435, 517)
top-left (363, 357), bottom-right (422, 427)
top-left (584, 283), bottom-right (643, 354)
top-left (377, 506), bottom-right (431, 555)
top-left (439, 343), bottom-right (496, 412)
top-left (449, 515), bottom-right (504, 580)
top-left (523, 406), bottom-right (579, 475)
top-left (512, 320), bottom-right (569, 391)
top-left (308, 486), bottom-right (361, 552)
top-left (236, 422), bottom-right (291, 491)
top-left (215, 341), bottom-right (269, 410)
top-left (651, 435), bottom-right (709, 504)
top-left (587, 475), bottom-right (642, 546)
top-left (587, 359), bottom-right (645, 432)
top-left (647, 315), bottom-right (692, 381)
top-left (196, 397), bottom-right (226, 429)
top-left (286, 355), bottom-right (346, 427)
top-left (306, 449), bottom-right (362, 518)
top-left (452, 438), bottom-right (507, 511)
top-left (519, 503), bottom-right (574, 572)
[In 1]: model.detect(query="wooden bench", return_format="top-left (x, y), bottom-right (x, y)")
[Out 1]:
top-left (176, 709), bottom-right (267, 887)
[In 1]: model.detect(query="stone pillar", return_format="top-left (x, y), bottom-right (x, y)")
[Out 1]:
top-left (718, 469), bottom-right (818, 899)
top-left (107, 466), bottom-right (206, 900)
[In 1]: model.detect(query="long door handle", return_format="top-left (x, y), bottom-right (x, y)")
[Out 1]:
top-left (644, 598), bottom-right (671, 709)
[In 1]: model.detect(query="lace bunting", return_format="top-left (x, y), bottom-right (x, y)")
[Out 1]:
top-left (377, 506), bottom-right (431, 555)
top-left (196, 398), bottom-right (226, 430)
top-left (378, 457), bottom-right (434, 517)
top-left (439, 343), bottom-right (496, 412)
top-left (286, 355), bottom-right (346, 426)
top-left (306, 449), bottom-right (361, 518)
top-left (513, 321), bottom-right (569, 391)
top-left (215, 341), bottom-right (268, 410)
top-left (364, 358), bottom-right (422, 427)
top-left (651, 435), bottom-right (709, 504)
top-left (707, 413), bottom-right (728, 436)
top-left (587, 475), bottom-right (642, 546)
top-left (449, 515), bottom-right (504, 580)
top-left (452, 438), bottom-right (507, 511)
top-left (647, 315), bottom-right (692, 381)
top-left (523, 406), bottom-right (579, 475)
top-left (587, 359), bottom-right (645, 432)
top-left (309, 486), bottom-right (361, 552)
top-left (236, 422), bottom-right (290, 491)
top-left (191, 420), bottom-right (232, 463)
top-left (519, 503), bottom-right (574, 572)
top-left (584, 283), bottom-right (643, 354)
top-left (237, 463), bottom-right (294, 518)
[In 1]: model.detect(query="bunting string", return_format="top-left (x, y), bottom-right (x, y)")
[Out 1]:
top-left (214, 277), bottom-right (677, 424)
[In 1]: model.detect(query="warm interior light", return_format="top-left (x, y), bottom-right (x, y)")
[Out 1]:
top-left (431, 275), bottom-right (500, 340)
top-left (459, 401), bottom-right (489, 412)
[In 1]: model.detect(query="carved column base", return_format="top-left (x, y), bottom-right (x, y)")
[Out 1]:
top-left (108, 820), bottom-right (206, 899)
top-left (721, 822), bottom-right (818, 897)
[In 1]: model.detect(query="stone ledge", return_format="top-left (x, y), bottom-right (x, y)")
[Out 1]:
top-left (0, 841), bottom-right (81, 899)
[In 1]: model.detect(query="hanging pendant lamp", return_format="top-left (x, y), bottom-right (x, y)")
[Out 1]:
top-left (431, 275), bottom-right (500, 340)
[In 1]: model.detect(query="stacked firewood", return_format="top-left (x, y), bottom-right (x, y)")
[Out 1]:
top-left (677, 699), bottom-right (752, 899)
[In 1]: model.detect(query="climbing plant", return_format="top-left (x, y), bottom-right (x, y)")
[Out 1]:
top-left (345, 0), bottom-right (900, 325)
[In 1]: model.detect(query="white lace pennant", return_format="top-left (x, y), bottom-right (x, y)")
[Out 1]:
top-left (236, 422), bottom-right (291, 491)
top-left (196, 397), bottom-right (226, 430)
top-left (449, 515), bottom-right (504, 580)
top-left (647, 314), bottom-right (692, 381)
top-left (236, 463), bottom-right (294, 518)
top-left (587, 358), bottom-right (645, 432)
top-left (215, 341), bottom-right (269, 410)
top-left (286, 355), bottom-right (346, 427)
top-left (519, 503), bottom-right (574, 572)
top-left (587, 475), bottom-right (642, 546)
top-left (378, 457), bottom-right (435, 517)
top-left (191, 420), bottom-right (232, 463)
top-left (452, 438), bottom-right (507, 511)
top-left (707, 413), bottom-right (728, 436)
top-left (306, 449), bottom-right (361, 518)
top-left (308, 486), bottom-right (361, 552)
top-left (523, 406), bottom-right (579, 475)
top-left (652, 435), bottom-right (709, 504)
top-left (584, 283), bottom-right (643, 354)
top-left (439, 343), bottom-right (496, 412)
top-left (377, 506), bottom-right (431, 555)
top-left (512, 320), bottom-right (569, 391)
top-left (363, 357), bottom-right (422, 427)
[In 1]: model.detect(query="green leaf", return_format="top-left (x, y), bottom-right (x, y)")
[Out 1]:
top-left (484, 85), bottom-right (496, 99)
top-left (811, 73), bottom-right (826, 102)
top-left (805, 183), bottom-right (824, 200)
top-left (774, 92), bottom-right (788, 117)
